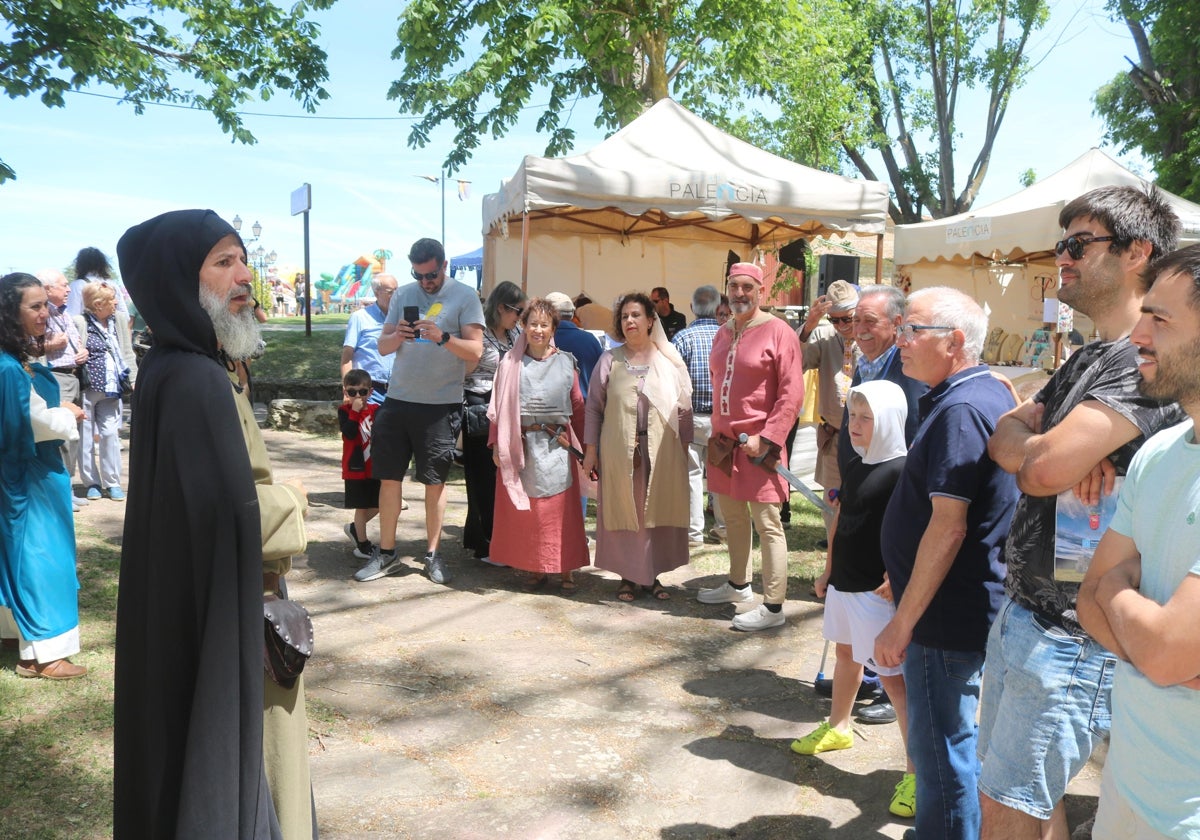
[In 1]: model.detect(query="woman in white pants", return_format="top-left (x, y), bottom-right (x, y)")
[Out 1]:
top-left (78, 282), bottom-right (136, 500)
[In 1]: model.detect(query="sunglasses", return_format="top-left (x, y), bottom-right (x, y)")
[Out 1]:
top-left (828, 315), bottom-right (854, 325)
top-left (501, 303), bottom-right (524, 315)
top-left (1054, 235), bottom-right (1116, 261)
top-left (344, 388), bottom-right (370, 397)
top-left (411, 269), bottom-right (441, 281)
top-left (897, 323), bottom-right (953, 342)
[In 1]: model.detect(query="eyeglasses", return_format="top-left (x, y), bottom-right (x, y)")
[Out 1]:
top-left (411, 269), bottom-right (441, 281)
top-left (344, 388), bottom-right (370, 397)
top-left (501, 303), bottom-right (524, 315)
top-left (828, 315), bottom-right (854, 325)
top-left (897, 323), bottom-right (954, 342)
top-left (1054, 235), bottom-right (1117, 261)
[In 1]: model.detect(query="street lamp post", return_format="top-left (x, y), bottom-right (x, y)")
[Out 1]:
top-left (415, 173), bottom-right (470, 247)
top-left (231, 215), bottom-right (275, 308)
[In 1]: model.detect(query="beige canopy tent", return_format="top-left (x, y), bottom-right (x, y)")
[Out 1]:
top-left (894, 149), bottom-right (1200, 334)
top-left (481, 98), bottom-right (890, 305)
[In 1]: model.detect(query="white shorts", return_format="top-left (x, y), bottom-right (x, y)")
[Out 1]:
top-left (822, 585), bottom-right (902, 677)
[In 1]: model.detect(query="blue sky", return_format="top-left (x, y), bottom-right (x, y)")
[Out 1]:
top-left (0, 0), bottom-right (1144, 282)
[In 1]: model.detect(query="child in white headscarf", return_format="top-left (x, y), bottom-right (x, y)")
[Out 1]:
top-left (791, 379), bottom-right (917, 820)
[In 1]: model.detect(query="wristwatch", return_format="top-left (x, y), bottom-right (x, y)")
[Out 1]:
top-left (436, 331), bottom-right (451, 347)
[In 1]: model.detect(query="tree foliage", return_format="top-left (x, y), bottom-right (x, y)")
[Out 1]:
top-left (1094, 0), bottom-right (1200, 201)
top-left (390, 0), bottom-right (1047, 223)
top-left (0, 0), bottom-right (334, 182)
top-left (389, 0), bottom-right (788, 175)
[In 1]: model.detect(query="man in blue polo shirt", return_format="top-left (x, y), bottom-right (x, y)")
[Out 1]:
top-left (340, 273), bottom-right (398, 405)
top-left (544, 292), bottom-right (603, 398)
top-left (874, 286), bottom-right (1019, 840)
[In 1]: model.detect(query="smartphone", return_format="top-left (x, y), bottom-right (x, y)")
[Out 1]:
top-left (403, 305), bottom-right (419, 326)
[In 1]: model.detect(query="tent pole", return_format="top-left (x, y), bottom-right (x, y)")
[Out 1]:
top-left (876, 234), bottom-right (884, 283)
top-left (520, 211), bottom-right (530, 294)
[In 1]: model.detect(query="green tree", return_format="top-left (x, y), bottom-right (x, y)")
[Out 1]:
top-left (389, 0), bottom-right (788, 174)
top-left (834, 0), bottom-right (1049, 222)
top-left (0, 0), bottom-right (334, 182)
top-left (1094, 0), bottom-right (1200, 201)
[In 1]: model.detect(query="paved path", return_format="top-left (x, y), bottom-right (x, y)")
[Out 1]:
top-left (79, 421), bottom-right (1098, 839)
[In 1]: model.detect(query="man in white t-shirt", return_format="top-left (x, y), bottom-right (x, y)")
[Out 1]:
top-left (352, 238), bottom-right (484, 587)
top-left (1078, 244), bottom-right (1200, 840)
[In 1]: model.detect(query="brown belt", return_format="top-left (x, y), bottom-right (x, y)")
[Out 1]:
top-left (521, 423), bottom-right (564, 434)
top-left (263, 572), bottom-right (280, 594)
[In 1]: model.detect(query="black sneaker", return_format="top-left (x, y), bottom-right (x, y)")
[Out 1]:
top-left (344, 523), bottom-right (374, 559)
top-left (856, 695), bottom-right (898, 725)
top-left (814, 677), bottom-right (883, 701)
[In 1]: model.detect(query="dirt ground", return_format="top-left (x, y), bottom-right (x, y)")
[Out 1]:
top-left (79, 422), bottom-right (1101, 839)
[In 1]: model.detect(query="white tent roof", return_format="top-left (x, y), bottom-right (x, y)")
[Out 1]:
top-left (895, 148), bottom-right (1200, 265)
top-left (482, 98), bottom-right (889, 243)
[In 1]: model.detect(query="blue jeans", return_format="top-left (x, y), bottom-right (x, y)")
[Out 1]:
top-left (905, 641), bottom-right (985, 840)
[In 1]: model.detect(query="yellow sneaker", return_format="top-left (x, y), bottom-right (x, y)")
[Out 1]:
top-left (790, 721), bottom-right (853, 755)
top-left (889, 772), bottom-right (916, 818)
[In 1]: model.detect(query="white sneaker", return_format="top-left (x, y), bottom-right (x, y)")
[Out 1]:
top-left (696, 582), bottom-right (756, 604)
top-left (732, 603), bottom-right (785, 631)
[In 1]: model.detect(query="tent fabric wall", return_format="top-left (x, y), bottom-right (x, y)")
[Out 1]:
top-left (485, 230), bottom-right (737, 304)
top-left (902, 259), bottom-right (1096, 338)
top-left (481, 98), bottom-right (889, 306)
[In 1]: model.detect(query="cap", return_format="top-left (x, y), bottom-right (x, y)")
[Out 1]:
top-left (826, 280), bottom-right (859, 313)
top-left (544, 292), bottom-right (575, 316)
top-left (728, 262), bottom-right (763, 284)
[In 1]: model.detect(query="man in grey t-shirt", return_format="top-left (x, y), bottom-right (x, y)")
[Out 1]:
top-left (352, 237), bottom-right (484, 586)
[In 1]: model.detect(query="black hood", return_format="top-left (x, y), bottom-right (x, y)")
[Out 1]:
top-left (117, 209), bottom-right (244, 359)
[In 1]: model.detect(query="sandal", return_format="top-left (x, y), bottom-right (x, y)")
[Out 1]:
top-left (616, 579), bottom-right (638, 602)
top-left (649, 579), bottom-right (670, 600)
top-left (560, 577), bottom-right (578, 595)
top-left (521, 574), bottom-right (549, 593)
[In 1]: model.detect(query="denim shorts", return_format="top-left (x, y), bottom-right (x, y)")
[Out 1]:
top-left (977, 597), bottom-right (1116, 820)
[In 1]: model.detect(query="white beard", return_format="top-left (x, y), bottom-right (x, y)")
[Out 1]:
top-left (199, 285), bottom-right (261, 360)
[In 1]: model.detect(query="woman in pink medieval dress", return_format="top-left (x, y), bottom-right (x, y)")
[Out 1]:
top-left (488, 298), bottom-right (590, 593)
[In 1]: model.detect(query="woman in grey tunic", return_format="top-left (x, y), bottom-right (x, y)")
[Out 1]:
top-left (488, 299), bottom-right (589, 592)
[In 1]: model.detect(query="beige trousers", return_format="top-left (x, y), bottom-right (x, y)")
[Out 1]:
top-left (716, 494), bottom-right (788, 605)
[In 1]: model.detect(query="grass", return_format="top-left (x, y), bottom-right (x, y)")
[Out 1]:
top-left (254, 329), bottom-right (345, 382)
top-left (264, 312), bottom-right (350, 324)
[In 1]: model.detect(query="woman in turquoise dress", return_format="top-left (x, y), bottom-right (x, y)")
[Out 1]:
top-left (0, 272), bottom-right (87, 679)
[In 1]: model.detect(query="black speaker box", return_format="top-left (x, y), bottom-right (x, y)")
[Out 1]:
top-left (817, 254), bottom-right (860, 296)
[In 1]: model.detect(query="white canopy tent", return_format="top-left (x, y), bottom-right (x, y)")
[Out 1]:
top-left (893, 149), bottom-right (1200, 334)
top-left (894, 148), bottom-right (1200, 265)
top-left (481, 99), bottom-right (890, 305)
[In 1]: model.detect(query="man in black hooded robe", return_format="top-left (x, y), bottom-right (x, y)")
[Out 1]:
top-left (113, 209), bottom-right (307, 839)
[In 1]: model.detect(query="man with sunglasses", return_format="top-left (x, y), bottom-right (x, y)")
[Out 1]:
top-left (356, 238), bottom-right (484, 586)
top-left (651, 286), bottom-right (687, 339)
top-left (797, 280), bottom-right (860, 536)
top-left (979, 186), bottom-right (1185, 840)
top-left (341, 273), bottom-right (398, 406)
